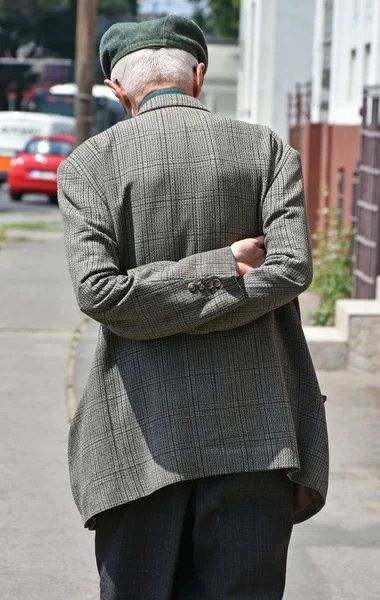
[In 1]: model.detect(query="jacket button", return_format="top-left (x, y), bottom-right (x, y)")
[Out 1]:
top-left (197, 280), bottom-right (206, 291)
top-left (188, 282), bottom-right (197, 293)
top-left (206, 280), bottom-right (214, 290)
top-left (213, 278), bottom-right (222, 288)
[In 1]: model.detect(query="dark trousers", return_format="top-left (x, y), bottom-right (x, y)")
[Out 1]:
top-left (95, 470), bottom-right (294, 600)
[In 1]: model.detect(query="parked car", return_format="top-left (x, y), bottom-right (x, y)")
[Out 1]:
top-left (7, 135), bottom-right (74, 203)
top-left (0, 111), bottom-right (75, 184)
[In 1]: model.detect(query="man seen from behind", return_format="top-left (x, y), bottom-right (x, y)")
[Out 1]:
top-left (58, 15), bottom-right (329, 600)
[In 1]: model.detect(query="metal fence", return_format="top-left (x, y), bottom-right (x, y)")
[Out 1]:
top-left (352, 85), bottom-right (380, 299)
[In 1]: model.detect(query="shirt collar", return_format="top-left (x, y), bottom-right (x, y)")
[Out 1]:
top-left (138, 87), bottom-right (189, 110)
top-left (136, 93), bottom-right (211, 117)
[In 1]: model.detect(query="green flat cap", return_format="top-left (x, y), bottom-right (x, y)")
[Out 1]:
top-left (99, 15), bottom-right (208, 79)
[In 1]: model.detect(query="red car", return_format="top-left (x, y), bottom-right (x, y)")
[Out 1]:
top-left (7, 134), bottom-right (74, 203)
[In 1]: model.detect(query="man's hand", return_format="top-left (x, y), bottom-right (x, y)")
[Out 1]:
top-left (231, 236), bottom-right (266, 276)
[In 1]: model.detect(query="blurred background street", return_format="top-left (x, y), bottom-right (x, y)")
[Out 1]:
top-left (0, 186), bottom-right (60, 214)
top-left (0, 193), bottom-right (97, 600)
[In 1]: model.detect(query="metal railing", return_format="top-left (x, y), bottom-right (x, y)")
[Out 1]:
top-left (352, 85), bottom-right (380, 299)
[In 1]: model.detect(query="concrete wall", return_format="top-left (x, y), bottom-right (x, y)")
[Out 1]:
top-left (311, 0), bottom-right (326, 123)
top-left (329, 0), bottom-right (380, 125)
top-left (312, 0), bottom-right (380, 125)
top-left (237, 0), bottom-right (273, 125)
top-left (238, 0), bottom-right (316, 140)
top-left (201, 41), bottom-right (239, 119)
top-left (311, 0), bottom-right (334, 123)
top-left (304, 278), bottom-right (380, 375)
top-left (348, 315), bottom-right (380, 373)
top-left (256, 0), bottom-right (276, 131)
top-left (273, 0), bottom-right (316, 139)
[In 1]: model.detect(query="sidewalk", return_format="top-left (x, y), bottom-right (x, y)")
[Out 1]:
top-left (1, 219), bottom-right (380, 599)
top-left (0, 222), bottom-right (98, 600)
top-left (285, 369), bottom-right (380, 599)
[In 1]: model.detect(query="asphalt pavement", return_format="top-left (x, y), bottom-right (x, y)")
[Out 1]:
top-left (0, 184), bottom-right (60, 214)
top-left (0, 186), bottom-right (98, 600)
top-left (1, 185), bottom-right (380, 599)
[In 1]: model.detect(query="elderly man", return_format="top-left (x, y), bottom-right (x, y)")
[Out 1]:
top-left (58, 15), bottom-right (328, 600)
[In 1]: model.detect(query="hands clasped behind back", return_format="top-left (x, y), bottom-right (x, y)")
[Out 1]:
top-left (231, 236), bottom-right (266, 276)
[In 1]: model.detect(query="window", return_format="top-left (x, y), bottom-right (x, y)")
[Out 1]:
top-left (365, 0), bottom-right (373, 19)
top-left (24, 139), bottom-right (73, 156)
top-left (352, 0), bottom-right (360, 24)
top-left (348, 49), bottom-right (357, 100)
top-left (363, 43), bottom-right (371, 86)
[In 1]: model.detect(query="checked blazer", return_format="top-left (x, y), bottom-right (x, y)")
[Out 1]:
top-left (58, 94), bottom-right (329, 529)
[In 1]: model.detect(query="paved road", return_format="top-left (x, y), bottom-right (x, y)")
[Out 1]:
top-left (285, 370), bottom-right (380, 599)
top-left (0, 184), bottom-right (60, 215)
top-left (0, 222), bottom-right (98, 599)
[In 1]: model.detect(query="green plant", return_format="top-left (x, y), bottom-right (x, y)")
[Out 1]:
top-left (0, 221), bottom-right (63, 247)
top-left (311, 208), bottom-right (353, 326)
top-left (0, 226), bottom-right (9, 247)
top-left (5, 221), bottom-right (61, 231)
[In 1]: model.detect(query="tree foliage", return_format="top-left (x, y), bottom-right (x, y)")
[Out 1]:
top-left (0, 0), bottom-right (138, 109)
top-left (188, 0), bottom-right (214, 35)
top-left (208, 0), bottom-right (240, 38)
top-left (0, 0), bottom-right (137, 18)
top-left (189, 0), bottom-right (240, 39)
top-left (0, 0), bottom-right (138, 58)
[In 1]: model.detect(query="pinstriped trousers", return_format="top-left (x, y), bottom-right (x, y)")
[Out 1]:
top-left (95, 470), bottom-right (294, 600)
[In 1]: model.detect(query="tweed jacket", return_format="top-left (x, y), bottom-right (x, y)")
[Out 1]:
top-left (58, 94), bottom-right (329, 529)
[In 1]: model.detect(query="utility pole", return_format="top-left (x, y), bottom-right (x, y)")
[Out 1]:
top-left (75, 0), bottom-right (98, 147)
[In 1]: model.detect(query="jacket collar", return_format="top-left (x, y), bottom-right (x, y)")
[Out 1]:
top-left (137, 93), bottom-right (210, 116)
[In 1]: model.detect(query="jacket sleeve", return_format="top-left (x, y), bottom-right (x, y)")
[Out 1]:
top-left (57, 159), bottom-right (248, 340)
top-left (187, 143), bottom-right (313, 334)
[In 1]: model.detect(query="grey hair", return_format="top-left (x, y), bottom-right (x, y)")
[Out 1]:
top-left (110, 48), bottom-right (198, 101)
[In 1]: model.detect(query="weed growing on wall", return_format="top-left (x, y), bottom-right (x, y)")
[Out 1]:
top-left (311, 209), bottom-right (353, 326)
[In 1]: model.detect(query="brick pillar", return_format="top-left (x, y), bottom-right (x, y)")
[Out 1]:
top-left (318, 123), bottom-right (332, 234)
top-left (301, 122), bottom-right (324, 237)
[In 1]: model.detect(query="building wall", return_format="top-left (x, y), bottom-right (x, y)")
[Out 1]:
top-left (301, 0), bottom-right (371, 234)
top-left (349, 314), bottom-right (380, 372)
top-left (256, 0), bottom-right (276, 131)
top-left (238, 0), bottom-right (316, 140)
top-left (299, 122), bottom-right (360, 234)
top-left (329, 0), bottom-right (380, 125)
top-left (312, 0), bottom-right (380, 125)
top-left (311, 0), bottom-right (334, 123)
top-left (273, 0), bottom-right (317, 138)
top-left (200, 41), bottom-right (239, 119)
top-left (237, 0), bottom-right (269, 124)
top-left (327, 125), bottom-right (361, 224)
top-left (301, 122), bottom-right (324, 236)
top-left (311, 0), bottom-right (325, 122)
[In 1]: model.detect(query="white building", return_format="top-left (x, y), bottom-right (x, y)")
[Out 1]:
top-left (312, 0), bottom-right (380, 126)
top-left (201, 41), bottom-right (239, 119)
top-left (237, 0), bottom-right (316, 140)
